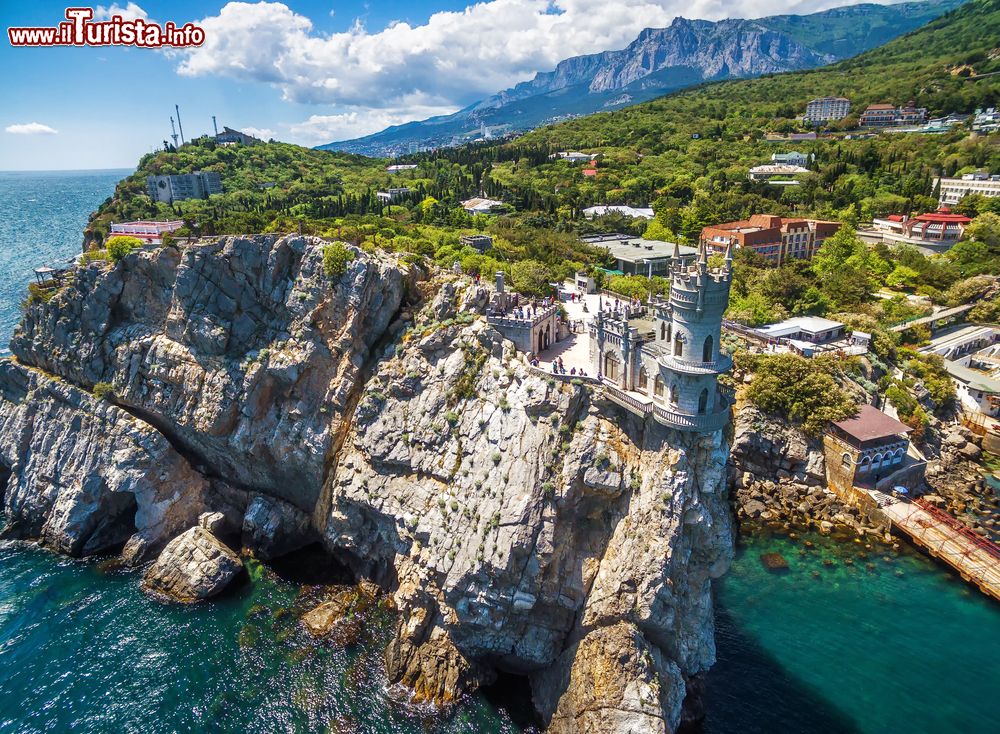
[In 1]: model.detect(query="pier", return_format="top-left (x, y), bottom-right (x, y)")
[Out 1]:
top-left (870, 491), bottom-right (1000, 602)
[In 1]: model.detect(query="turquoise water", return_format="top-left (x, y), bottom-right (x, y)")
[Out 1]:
top-left (0, 169), bottom-right (131, 350)
top-left (0, 541), bottom-right (526, 733)
top-left (705, 530), bottom-right (1000, 733)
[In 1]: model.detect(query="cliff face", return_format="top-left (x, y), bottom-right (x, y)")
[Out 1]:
top-left (0, 241), bottom-right (733, 733)
top-left (322, 281), bottom-right (733, 730)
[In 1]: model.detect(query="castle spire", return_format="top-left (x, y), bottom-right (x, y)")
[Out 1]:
top-left (723, 238), bottom-right (734, 274)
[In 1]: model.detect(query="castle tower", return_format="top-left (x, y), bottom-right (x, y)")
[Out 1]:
top-left (655, 240), bottom-right (733, 422)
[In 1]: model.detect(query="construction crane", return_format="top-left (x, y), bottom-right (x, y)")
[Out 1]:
top-left (175, 104), bottom-right (186, 145)
top-left (169, 116), bottom-right (179, 149)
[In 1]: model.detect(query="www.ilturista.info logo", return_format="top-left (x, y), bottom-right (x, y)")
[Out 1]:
top-left (8, 7), bottom-right (205, 48)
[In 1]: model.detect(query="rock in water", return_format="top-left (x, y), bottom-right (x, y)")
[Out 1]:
top-left (143, 527), bottom-right (244, 602)
top-left (760, 552), bottom-right (789, 571)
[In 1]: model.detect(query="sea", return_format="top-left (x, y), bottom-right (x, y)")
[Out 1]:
top-left (1, 170), bottom-right (1000, 733)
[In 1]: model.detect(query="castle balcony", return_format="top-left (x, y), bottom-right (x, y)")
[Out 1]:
top-left (600, 380), bottom-right (731, 432)
top-left (654, 351), bottom-right (733, 375)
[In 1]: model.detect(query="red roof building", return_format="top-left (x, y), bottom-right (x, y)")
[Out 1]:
top-left (699, 215), bottom-right (841, 265)
top-left (876, 207), bottom-right (972, 242)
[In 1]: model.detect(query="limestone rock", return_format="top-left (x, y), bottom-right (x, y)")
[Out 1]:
top-left (0, 361), bottom-right (212, 558)
top-left (142, 526), bottom-right (244, 602)
top-left (532, 622), bottom-right (684, 734)
top-left (241, 493), bottom-right (315, 560)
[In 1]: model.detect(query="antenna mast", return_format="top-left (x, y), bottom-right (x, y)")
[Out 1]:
top-left (212, 115), bottom-right (218, 137)
top-left (175, 104), bottom-right (186, 145)
top-left (169, 116), bottom-right (179, 149)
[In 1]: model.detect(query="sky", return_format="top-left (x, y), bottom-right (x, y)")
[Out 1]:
top-left (0, 0), bottom-right (890, 170)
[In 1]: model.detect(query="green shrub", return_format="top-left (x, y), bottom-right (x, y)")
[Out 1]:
top-left (322, 242), bottom-right (355, 279)
top-left (105, 236), bottom-right (143, 263)
top-left (745, 353), bottom-right (856, 436)
top-left (445, 411), bottom-right (460, 426)
top-left (92, 382), bottom-right (115, 401)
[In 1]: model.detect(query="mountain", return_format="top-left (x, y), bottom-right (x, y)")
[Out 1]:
top-left (318, 0), bottom-right (964, 157)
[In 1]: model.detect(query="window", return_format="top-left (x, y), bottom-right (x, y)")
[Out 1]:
top-left (670, 384), bottom-right (679, 406)
top-left (703, 335), bottom-right (713, 363)
top-left (698, 388), bottom-right (708, 414)
top-left (673, 332), bottom-right (683, 357)
top-left (858, 456), bottom-right (871, 473)
top-left (841, 453), bottom-right (852, 468)
top-left (638, 368), bottom-right (649, 391)
top-left (660, 322), bottom-right (666, 341)
top-left (654, 375), bottom-right (664, 397)
top-left (604, 352), bottom-right (619, 381)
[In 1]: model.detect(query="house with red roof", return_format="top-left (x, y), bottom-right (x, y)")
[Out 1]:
top-left (873, 207), bottom-right (971, 244)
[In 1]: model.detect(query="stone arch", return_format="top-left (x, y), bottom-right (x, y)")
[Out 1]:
top-left (892, 448), bottom-right (905, 464)
top-left (698, 388), bottom-right (708, 414)
top-left (841, 452), bottom-right (852, 468)
top-left (859, 456), bottom-right (871, 473)
top-left (871, 453), bottom-right (884, 470)
top-left (654, 374), bottom-right (664, 398)
top-left (703, 334), bottom-right (714, 363)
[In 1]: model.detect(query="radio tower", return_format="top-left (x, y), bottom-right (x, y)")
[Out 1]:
top-left (212, 115), bottom-right (219, 137)
top-left (169, 116), bottom-right (179, 149)
top-left (175, 104), bottom-right (186, 145)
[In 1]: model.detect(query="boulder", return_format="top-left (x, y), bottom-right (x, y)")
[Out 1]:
top-left (241, 494), bottom-right (316, 560)
top-left (142, 527), bottom-right (244, 603)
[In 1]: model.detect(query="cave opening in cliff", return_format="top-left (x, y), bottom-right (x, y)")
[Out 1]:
top-left (266, 542), bottom-right (355, 585)
top-left (0, 460), bottom-right (10, 507)
top-left (479, 670), bottom-right (543, 729)
top-left (81, 490), bottom-right (138, 557)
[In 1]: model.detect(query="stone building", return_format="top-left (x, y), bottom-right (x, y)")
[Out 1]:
top-left (823, 405), bottom-right (922, 496)
top-left (146, 171), bottom-right (222, 205)
top-left (590, 241), bottom-right (733, 432)
top-left (485, 273), bottom-right (560, 356)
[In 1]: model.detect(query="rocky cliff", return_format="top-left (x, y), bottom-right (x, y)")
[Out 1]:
top-left (0, 238), bottom-right (733, 733)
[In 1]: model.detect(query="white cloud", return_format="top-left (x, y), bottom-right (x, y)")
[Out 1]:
top-left (5, 122), bottom-right (58, 135)
top-left (181, 1), bottom-right (866, 107)
top-left (241, 126), bottom-right (277, 140)
top-left (288, 102), bottom-right (457, 145)
top-left (94, 3), bottom-right (149, 21)
top-left (178, 0), bottom-right (877, 141)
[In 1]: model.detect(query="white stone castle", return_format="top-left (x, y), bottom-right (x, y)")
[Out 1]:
top-left (590, 240), bottom-right (734, 432)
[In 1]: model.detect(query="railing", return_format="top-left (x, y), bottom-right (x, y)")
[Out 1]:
top-left (486, 305), bottom-right (558, 329)
top-left (913, 498), bottom-right (1000, 561)
top-left (654, 352), bottom-right (733, 375)
top-left (601, 380), bottom-right (730, 432)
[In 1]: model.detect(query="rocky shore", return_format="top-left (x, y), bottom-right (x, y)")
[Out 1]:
top-left (0, 235), bottom-right (734, 733)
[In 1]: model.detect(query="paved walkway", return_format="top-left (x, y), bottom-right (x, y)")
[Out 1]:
top-left (535, 282), bottom-right (605, 375)
top-left (872, 492), bottom-right (1000, 602)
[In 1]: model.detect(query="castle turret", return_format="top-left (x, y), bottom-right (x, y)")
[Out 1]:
top-left (654, 248), bottom-right (733, 425)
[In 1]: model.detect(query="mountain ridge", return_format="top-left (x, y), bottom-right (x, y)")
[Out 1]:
top-left (318, 0), bottom-right (964, 157)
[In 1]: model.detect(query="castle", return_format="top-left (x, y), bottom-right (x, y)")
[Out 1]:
top-left (590, 240), bottom-right (734, 431)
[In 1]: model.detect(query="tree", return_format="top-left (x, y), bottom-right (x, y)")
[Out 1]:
top-left (510, 259), bottom-right (552, 297)
top-left (322, 242), bottom-right (355, 279)
top-left (105, 236), bottom-right (143, 263)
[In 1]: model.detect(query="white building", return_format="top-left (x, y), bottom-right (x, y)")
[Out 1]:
top-left (460, 197), bottom-right (505, 215)
top-left (386, 164), bottom-right (418, 172)
top-left (770, 152), bottom-right (810, 167)
top-left (748, 164), bottom-right (810, 182)
top-left (804, 96), bottom-right (850, 123)
top-left (946, 359), bottom-right (1000, 417)
top-left (551, 151), bottom-right (594, 163)
top-left (376, 187), bottom-right (411, 202)
top-left (973, 107), bottom-right (1000, 133)
top-left (146, 171), bottom-right (222, 204)
top-left (935, 172), bottom-right (1000, 206)
top-left (108, 220), bottom-right (184, 244)
top-left (582, 205), bottom-right (655, 220)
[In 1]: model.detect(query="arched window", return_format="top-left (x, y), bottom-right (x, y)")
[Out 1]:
top-left (871, 453), bottom-right (883, 470)
top-left (654, 375), bottom-right (664, 398)
top-left (841, 452), bottom-right (852, 468)
top-left (698, 388), bottom-right (708, 414)
top-left (638, 368), bottom-right (649, 391)
top-left (660, 322), bottom-right (666, 341)
top-left (669, 384), bottom-right (679, 406)
top-left (892, 449), bottom-right (904, 465)
top-left (858, 456), bottom-right (871, 473)
top-left (703, 335), bottom-right (714, 363)
top-left (673, 332), bottom-right (683, 357)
